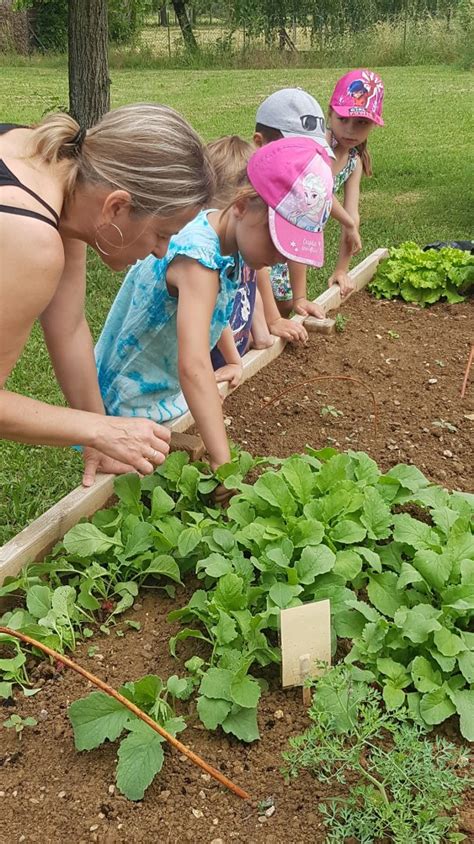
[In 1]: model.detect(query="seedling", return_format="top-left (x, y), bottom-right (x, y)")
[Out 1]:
top-left (335, 313), bottom-right (348, 333)
top-left (432, 418), bottom-right (458, 433)
top-left (320, 405), bottom-right (344, 417)
top-left (3, 713), bottom-right (37, 739)
top-left (435, 359), bottom-right (446, 367)
top-left (387, 330), bottom-right (400, 339)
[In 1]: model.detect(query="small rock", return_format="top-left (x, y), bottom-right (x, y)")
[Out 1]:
top-left (19, 837), bottom-right (26, 843)
top-left (117, 824), bottom-right (123, 830)
top-left (375, 333), bottom-right (382, 339)
top-left (210, 839), bottom-right (224, 844)
top-left (159, 790), bottom-right (170, 801)
top-left (98, 813), bottom-right (105, 820)
top-left (258, 816), bottom-right (267, 823)
top-left (179, 755), bottom-right (187, 762)
top-left (93, 654), bottom-right (104, 662)
top-left (12, 790), bottom-right (18, 797)
top-left (133, 602), bottom-right (143, 610)
top-left (192, 808), bottom-right (204, 819)
top-left (142, 643), bottom-right (152, 653)
top-left (200, 774), bottom-right (211, 782)
top-left (273, 709), bottom-right (284, 720)
top-left (443, 450), bottom-right (453, 458)
top-left (265, 806), bottom-right (276, 818)
top-left (224, 417), bottom-right (232, 427)
top-left (89, 825), bottom-right (99, 832)
top-left (428, 378), bottom-right (438, 384)
top-left (199, 789), bottom-right (206, 799)
top-left (212, 818), bottom-right (219, 825)
top-left (108, 785), bottom-right (115, 795)
top-left (39, 709), bottom-right (49, 721)
top-left (0, 792), bottom-right (4, 797)
top-left (393, 399), bottom-right (400, 406)
top-left (58, 791), bottom-right (67, 798)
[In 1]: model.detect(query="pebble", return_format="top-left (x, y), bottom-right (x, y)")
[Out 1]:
top-left (19, 837), bottom-right (26, 843)
top-left (393, 399), bottom-right (400, 406)
top-left (258, 816), bottom-right (267, 823)
top-left (199, 789), bottom-right (206, 799)
top-left (159, 790), bottom-right (170, 801)
top-left (212, 818), bottom-right (219, 825)
top-left (201, 774), bottom-right (211, 782)
top-left (117, 824), bottom-right (123, 830)
top-left (108, 785), bottom-right (115, 795)
top-left (273, 709), bottom-right (284, 720)
top-left (443, 450), bottom-right (453, 458)
top-left (224, 417), bottom-right (232, 427)
top-left (98, 813), bottom-right (105, 820)
top-left (192, 808), bottom-right (204, 819)
top-left (210, 839), bottom-right (224, 844)
top-left (39, 709), bottom-right (49, 720)
top-left (58, 791), bottom-right (66, 798)
top-left (265, 806), bottom-right (276, 818)
top-left (0, 791), bottom-right (4, 797)
top-left (428, 378), bottom-right (438, 384)
top-left (89, 825), bottom-right (99, 832)
top-left (12, 790), bottom-right (18, 797)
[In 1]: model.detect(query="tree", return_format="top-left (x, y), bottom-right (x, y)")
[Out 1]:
top-left (171, 0), bottom-right (198, 49)
top-left (68, 0), bottom-right (110, 128)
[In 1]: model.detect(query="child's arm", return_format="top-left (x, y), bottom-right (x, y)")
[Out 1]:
top-left (214, 326), bottom-right (243, 388)
top-left (169, 257), bottom-right (231, 471)
top-left (288, 261), bottom-right (325, 319)
top-left (330, 192), bottom-right (362, 256)
top-left (256, 269), bottom-right (308, 342)
top-left (328, 160), bottom-right (363, 297)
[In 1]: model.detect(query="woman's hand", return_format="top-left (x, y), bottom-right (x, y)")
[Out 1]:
top-left (293, 297), bottom-right (325, 319)
top-left (328, 270), bottom-right (355, 298)
top-left (82, 448), bottom-right (137, 487)
top-left (91, 416), bottom-right (170, 479)
top-left (269, 316), bottom-right (308, 344)
top-left (214, 362), bottom-right (243, 389)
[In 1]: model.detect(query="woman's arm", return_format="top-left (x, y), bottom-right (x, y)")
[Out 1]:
top-left (0, 225), bottom-right (169, 477)
top-left (170, 257), bottom-right (231, 470)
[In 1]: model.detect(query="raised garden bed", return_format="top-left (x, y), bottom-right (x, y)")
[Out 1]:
top-left (1, 253), bottom-right (473, 843)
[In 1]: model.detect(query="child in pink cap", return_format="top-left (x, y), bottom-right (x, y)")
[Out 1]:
top-left (327, 69), bottom-right (385, 296)
top-left (97, 137), bottom-right (333, 498)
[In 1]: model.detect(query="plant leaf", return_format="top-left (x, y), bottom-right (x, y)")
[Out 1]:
top-left (68, 692), bottom-right (130, 750)
top-left (116, 720), bottom-right (164, 801)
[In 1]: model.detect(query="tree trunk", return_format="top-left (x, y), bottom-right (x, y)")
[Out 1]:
top-left (68, 0), bottom-right (110, 128)
top-left (171, 0), bottom-right (198, 50)
top-left (160, 3), bottom-right (168, 27)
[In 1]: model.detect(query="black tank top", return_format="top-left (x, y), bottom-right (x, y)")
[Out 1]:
top-left (0, 123), bottom-right (60, 229)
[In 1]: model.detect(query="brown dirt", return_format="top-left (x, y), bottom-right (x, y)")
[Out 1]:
top-left (224, 292), bottom-right (474, 492)
top-left (1, 292), bottom-right (473, 843)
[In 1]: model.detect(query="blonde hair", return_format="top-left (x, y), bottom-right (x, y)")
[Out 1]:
top-left (28, 104), bottom-right (215, 216)
top-left (206, 134), bottom-right (266, 220)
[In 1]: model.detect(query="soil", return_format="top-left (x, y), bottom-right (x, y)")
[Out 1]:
top-left (1, 293), bottom-right (473, 844)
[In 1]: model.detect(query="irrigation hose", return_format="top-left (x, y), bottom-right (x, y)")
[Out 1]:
top-left (0, 626), bottom-right (250, 801)
top-left (260, 375), bottom-right (379, 437)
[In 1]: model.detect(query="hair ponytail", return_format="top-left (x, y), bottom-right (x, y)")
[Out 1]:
top-left (27, 104), bottom-right (215, 215)
top-left (356, 139), bottom-right (372, 177)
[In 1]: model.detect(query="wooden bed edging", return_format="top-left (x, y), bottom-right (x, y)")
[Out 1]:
top-left (0, 248), bottom-right (388, 582)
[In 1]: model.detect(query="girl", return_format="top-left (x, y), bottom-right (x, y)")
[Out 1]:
top-left (326, 69), bottom-right (385, 297)
top-left (207, 135), bottom-right (308, 389)
top-left (0, 105), bottom-right (213, 485)
top-left (96, 137), bottom-right (333, 484)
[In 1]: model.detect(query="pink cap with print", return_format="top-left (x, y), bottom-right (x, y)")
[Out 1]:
top-left (247, 137), bottom-right (333, 268)
top-left (330, 69), bottom-right (384, 126)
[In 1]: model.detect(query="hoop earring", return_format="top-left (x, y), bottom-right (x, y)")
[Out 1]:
top-left (94, 222), bottom-right (124, 256)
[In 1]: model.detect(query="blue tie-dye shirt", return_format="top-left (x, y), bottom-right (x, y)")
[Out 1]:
top-left (95, 209), bottom-right (239, 423)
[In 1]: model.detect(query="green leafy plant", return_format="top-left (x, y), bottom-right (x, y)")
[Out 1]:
top-left (335, 313), bottom-right (348, 333)
top-left (283, 665), bottom-right (471, 843)
top-left (68, 674), bottom-right (187, 801)
top-left (388, 329), bottom-right (400, 339)
top-left (2, 713), bottom-right (37, 739)
top-left (320, 405), bottom-right (344, 418)
top-left (368, 242), bottom-right (474, 305)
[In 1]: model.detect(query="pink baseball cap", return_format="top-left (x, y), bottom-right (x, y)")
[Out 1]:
top-left (330, 69), bottom-right (384, 126)
top-left (247, 137), bottom-right (333, 268)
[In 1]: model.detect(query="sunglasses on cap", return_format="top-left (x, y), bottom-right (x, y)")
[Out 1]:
top-left (300, 114), bottom-right (325, 132)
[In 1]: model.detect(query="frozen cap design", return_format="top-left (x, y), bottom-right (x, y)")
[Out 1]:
top-left (247, 137), bottom-right (334, 268)
top-left (256, 87), bottom-right (335, 158)
top-left (330, 69), bottom-right (384, 126)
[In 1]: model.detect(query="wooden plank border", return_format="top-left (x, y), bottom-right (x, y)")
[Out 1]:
top-left (0, 249), bottom-right (388, 581)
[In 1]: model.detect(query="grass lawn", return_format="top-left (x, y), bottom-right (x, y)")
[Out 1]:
top-left (0, 64), bottom-right (472, 544)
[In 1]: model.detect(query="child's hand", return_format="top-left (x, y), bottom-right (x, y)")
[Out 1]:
top-left (328, 270), bottom-right (354, 298)
top-left (269, 316), bottom-right (308, 344)
top-left (293, 298), bottom-right (325, 319)
top-left (343, 224), bottom-right (362, 255)
top-left (212, 483), bottom-right (236, 506)
top-left (214, 362), bottom-right (243, 389)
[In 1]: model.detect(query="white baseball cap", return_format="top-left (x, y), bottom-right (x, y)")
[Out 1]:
top-left (256, 87), bottom-right (335, 159)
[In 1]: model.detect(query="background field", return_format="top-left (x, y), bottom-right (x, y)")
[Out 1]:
top-left (0, 64), bottom-right (472, 543)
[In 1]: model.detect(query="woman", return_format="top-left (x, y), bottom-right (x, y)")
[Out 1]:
top-left (0, 104), bottom-right (214, 486)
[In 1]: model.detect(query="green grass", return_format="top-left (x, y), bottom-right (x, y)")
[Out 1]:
top-left (0, 64), bottom-right (472, 543)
